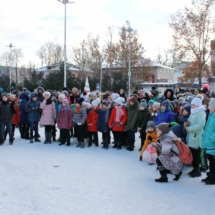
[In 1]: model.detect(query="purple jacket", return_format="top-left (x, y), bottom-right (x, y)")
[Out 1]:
top-left (40, 99), bottom-right (56, 126)
top-left (57, 107), bottom-right (73, 129)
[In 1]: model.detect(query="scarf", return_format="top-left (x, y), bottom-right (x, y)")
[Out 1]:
top-left (75, 105), bottom-right (82, 114)
top-left (191, 105), bottom-right (205, 114)
top-left (46, 98), bottom-right (53, 105)
top-left (115, 105), bottom-right (124, 122)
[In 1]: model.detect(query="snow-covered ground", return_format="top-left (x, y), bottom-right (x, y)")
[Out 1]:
top-left (1, 128), bottom-right (215, 215)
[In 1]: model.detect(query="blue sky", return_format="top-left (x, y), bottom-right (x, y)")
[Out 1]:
top-left (0, 0), bottom-right (189, 67)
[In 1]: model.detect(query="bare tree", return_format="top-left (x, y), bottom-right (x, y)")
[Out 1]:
top-left (169, 0), bottom-right (215, 86)
top-left (0, 52), bottom-right (10, 66)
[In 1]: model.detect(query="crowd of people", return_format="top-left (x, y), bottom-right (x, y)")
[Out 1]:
top-left (0, 83), bottom-right (215, 185)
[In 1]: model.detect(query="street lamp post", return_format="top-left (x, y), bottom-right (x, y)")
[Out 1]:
top-left (7, 43), bottom-right (15, 93)
top-left (58, 0), bottom-right (75, 88)
top-left (126, 21), bottom-right (133, 98)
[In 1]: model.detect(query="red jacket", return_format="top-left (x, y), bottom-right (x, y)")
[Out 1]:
top-left (10, 99), bottom-right (20, 126)
top-left (108, 106), bottom-right (127, 132)
top-left (86, 107), bottom-right (100, 132)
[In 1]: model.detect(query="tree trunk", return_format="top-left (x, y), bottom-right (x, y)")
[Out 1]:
top-left (198, 64), bottom-right (202, 87)
top-left (16, 63), bottom-right (18, 84)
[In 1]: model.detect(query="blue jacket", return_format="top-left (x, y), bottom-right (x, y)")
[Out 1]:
top-left (25, 100), bottom-right (41, 122)
top-left (19, 93), bottom-right (29, 124)
top-left (55, 100), bottom-right (62, 119)
top-left (155, 109), bottom-right (175, 125)
top-left (201, 112), bottom-right (215, 155)
top-left (97, 109), bottom-right (110, 132)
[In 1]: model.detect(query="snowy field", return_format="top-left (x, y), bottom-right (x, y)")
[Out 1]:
top-left (1, 128), bottom-right (215, 215)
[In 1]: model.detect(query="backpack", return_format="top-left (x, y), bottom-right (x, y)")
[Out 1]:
top-left (174, 140), bottom-right (193, 164)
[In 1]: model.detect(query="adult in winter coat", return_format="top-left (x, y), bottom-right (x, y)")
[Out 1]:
top-left (0, 93), bottom-right (16, 145)
top-left (150, 102), bottom-right (160, 123)
top-left (25, 92), bottom-right (41, 143)
top-left (201, 99), bottom-right (215, 184)
top-left (19, 90), bottom-right (30, 139)
top-left (108, 97), bottom-right (127, 149)
top-left (119, 89), bottom-right (127, 102)
top-left (164, 89), bottom-right (174, 101)
top-left (185, 98), bottom-right (206, 178)
top-left (73, 98), bottom-right (87, 148)
top-left (153, 123), bottom-right (183, 183)
top-left (57, 99), bottom-right (73, 146)
top-left (137, 100), bottom-right (151, 151)
top-left (40, 91), bottom-right (56, 144)
top-left (70, 87), bottom-right (80, 104)
top-left (155, 101), bottom-right (175, 125)
top-left (86, 99), bottom-right (100, 147)
top-left (36, 87), bottom-right (45, 102)
top-left (97, 101), bottom-right (110, 149)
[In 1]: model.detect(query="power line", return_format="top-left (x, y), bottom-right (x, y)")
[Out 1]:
top-left (0, 28), bottom-right (25, 37)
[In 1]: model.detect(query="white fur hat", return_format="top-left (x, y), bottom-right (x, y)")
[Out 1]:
top-left (112, 93), bottom-right (120, 100)
top-left (82, 101), bottom-right (92, 109)
top-left (43, 91), bottom-right (51, 97)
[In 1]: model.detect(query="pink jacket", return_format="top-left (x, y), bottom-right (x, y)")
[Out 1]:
top-left (40, 100), bottom-right (56, 126)
top-left (57, 107), bottom-right (73, 129)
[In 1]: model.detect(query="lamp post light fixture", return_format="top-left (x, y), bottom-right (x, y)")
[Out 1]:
top-left (125, 21), bottom-right (133, 98)
top-left (7, 43), bottom-right (15, 93)
top-left (58, 0), bottom-right (75, 88)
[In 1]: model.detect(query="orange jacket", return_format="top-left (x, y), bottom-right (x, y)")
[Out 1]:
top-left (140, 131), bottom-right (158, 157)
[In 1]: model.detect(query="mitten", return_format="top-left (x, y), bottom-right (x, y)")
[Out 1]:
top-left (139, 156), bottom-right (142, 161)
top-left (31, 107), bottom-right (35, 110)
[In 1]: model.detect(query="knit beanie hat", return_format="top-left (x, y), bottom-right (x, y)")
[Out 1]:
top-left (147, 121), bottom-right (156, 130)
top-left (90, 92), bottom-right (97, 98)
top-left (183, 105), bottom-right (191, 113)
top-left (191, 98), bottom-right (202, 107)
top-left (2, 92), bottom-right (8, 98)
top-left (91, 99), bottom-right (99, 107)
top-left (82, 101), bottom-right (92, 109)
top-left (152, 102), bottom-right (160, 109)
top-left (161, 101), bottom-right (169, 109)
top-left (114, 97), bottom-right (125, 105)
top-left (76, 97), bottom-right (84, 105)
top-left (139, 99), bottom-right (147, 109)
top-left (112, 93), bottom-right (120, 100)
top-left (63, 90), bottom-right (68, 96)
top-left (130, 96), bottom-right (137, 104)
top-left (62, 98), bottom-right (69, 106)
top-left (148, 100), bottom-right (155, 105)
top-left (10, 94), bottom-right (16, 100)
top-left (58, 93), bottom-right (65, 99)
top-left (171, 124), bottom-right (184, 138)
top-left (157, 123), bottom-right (172, 134)
top-left (170, 122), bottom-right (178, 127)
top-left (43, 91), bottom-right (50, 97)
top-left (209, 99), bottom-right (215, 109)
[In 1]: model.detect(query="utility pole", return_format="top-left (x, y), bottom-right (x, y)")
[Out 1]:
top-left (126, 21), bottom-right (133, 98)
top-left (7, 43), bottom-right (15, 93)
top-left (58, 0), bottom-right (75, 88)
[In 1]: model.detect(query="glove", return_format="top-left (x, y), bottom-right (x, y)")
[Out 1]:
top-left (139, 156), bottom-right (142, 161)
top-left (69, 123), bottom-right (72, 128)
top-left (31, 107), bottom-right (35, 110)
top-left (148, 136), bottom-right (153, 141)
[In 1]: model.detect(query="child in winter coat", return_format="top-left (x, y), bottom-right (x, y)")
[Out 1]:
top-left (140, 121), bottom-right (158, 161)
top-left (97, 101), bottom-right (110, 149)
top-left (73, 98), bottom-right (87, 148)
top-left (57, 99), bottom-right (73, 146)
top-left (25, 92), bottom-right (41, 143)
top-left (150, 102), bottom-right (160, 123)
top-left (126, 96), bottom-right (139, 151)
top-left (155, 101), bottom-right (175, 125)
top-left (4, 94), bottom-right (20, 140)
top-left (0, 93), bottom-right (16, 145)
top-left (86, 100), bottom-right (100, 147)
top-left (137, 99), bottom-right (151, 151)
top-left (108, 97), bottom-right (127, 149)
top-left (40, 91), bottom-right (56, 144)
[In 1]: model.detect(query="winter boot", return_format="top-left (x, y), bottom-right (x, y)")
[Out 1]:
top-left (104, 138), bottom-right (109, 150)
top-left (81, 142), bottom-right (85, 148)
top-left (35, 138), bottom-right (41, 142)
top-left (9, 139), bottom-right (14, 145)
top-left (155, 170), bottom-right (168, 183)
top-left (188, 168), bottom-right (201, 178)
top-left (113, 143), bottom-right (118, 148)
top-left (44, 132), bottom-right (49, 144)
top-left (173, 171), bottom-right (183, 181)
top-left (59, 142), bottom-right (65, 146)
top-left (48, 132), bottom-right (52, 144)
top-left (76, 142), bottom-right (81, 147)
top-left (205, 174), bottom-right (215, 185)
top-left (84, 138), bottom-right (88, 147)
top-left (30, 139), bottom-right (33, 143)
top-left (117, 144), bottom-right (122, 150)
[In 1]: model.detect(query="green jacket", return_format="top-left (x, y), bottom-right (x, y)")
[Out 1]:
top-left (126, 102), bottom-right (139, 131)
top-left (186, 107), bottom-right (206, 148)
top-left (201, 112), bottom-right (215, 156)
